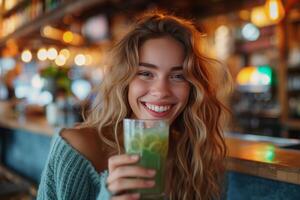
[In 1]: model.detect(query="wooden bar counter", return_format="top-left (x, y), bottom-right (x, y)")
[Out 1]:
top-left (0, 101), bottom-right (54, 136)
top-left (226, 135), bottom-right (300, 185)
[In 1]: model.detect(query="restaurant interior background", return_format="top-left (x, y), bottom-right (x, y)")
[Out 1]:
top-left (1, 0), bottom-right (300, 199)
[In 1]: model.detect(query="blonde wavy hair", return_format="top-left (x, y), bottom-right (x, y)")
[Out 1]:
top-left (81, 10), bottom-right (232, 200)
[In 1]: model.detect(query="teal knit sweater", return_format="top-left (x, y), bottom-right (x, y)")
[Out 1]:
top-left (37, 130), bottom-right (111, 199)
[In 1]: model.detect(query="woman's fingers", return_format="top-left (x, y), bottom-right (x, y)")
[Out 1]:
top-left (107, 154), bottom-right (156, 198)
top-left (108, 154), bottom-right (139, 173)
top-left (111, 193), bottom-right (140, 200)
top-left (107, 165), bottom-right (156, 184)
top-left (108, 178), bottom-right (155, 195)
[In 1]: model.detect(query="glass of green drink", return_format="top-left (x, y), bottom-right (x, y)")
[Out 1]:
top-left (123, 118), bottom-right (169, 199)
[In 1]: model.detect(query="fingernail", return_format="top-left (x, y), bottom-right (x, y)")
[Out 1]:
top-left (147, 180), bottom-right (155, 186)
top-left (147, 169), bottom-right (156, 176)
top-left (130, 155), bottom-right (139, 160)
top-left (131, 193), bottom-right (140, 199)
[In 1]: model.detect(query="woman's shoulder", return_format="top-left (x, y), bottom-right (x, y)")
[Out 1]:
top-left (60, 126), bottom-right (108, 172)
top-left (60, 127), bottom-right (99, 153)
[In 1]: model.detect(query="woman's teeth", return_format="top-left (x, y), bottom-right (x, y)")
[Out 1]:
top-left (145, 103), bottom-right (171, 113)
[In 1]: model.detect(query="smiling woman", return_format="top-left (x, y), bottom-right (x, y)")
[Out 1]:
top-left (128, 36), bottom-right (190, 123)
top-left (37, 9), bottom-right (232, 200)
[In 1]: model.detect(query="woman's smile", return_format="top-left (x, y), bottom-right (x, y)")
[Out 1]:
top-left (141, 101), bottom-right (174, 117)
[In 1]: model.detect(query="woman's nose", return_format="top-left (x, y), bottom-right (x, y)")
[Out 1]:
top-left (149, 78), bottom-right (171, 98)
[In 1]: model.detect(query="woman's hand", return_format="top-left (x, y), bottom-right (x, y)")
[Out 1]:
top-left (107, 154), bottom-right (156, 200)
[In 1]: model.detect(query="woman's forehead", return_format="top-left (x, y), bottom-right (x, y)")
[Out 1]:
top-left (138, 36), bottom-right (185, 67)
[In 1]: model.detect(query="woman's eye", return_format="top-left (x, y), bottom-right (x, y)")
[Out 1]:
top-left (137, 71), bottom-right (153, 78)
top-left (170, 74), bottom-right (185, 81)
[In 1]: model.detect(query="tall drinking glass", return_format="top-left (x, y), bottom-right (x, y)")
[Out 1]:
top-left (123, 119), bottom-right (169, 199)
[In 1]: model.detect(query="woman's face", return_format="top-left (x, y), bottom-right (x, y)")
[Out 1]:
top-left (128, 36), bottom-right (191, 124)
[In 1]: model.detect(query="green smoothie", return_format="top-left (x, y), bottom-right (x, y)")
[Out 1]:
top-left (124, 123), bottom-right (169, 199)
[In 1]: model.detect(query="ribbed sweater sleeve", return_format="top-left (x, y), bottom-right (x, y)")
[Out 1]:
top-left (37, 131), bottom-right (111, 200)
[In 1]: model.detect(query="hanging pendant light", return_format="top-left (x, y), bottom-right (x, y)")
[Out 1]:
top-left (265, 0), bottom-right (285, 23)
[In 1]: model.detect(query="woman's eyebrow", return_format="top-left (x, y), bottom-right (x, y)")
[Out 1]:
top-left (139, 62), bottom-right (183, 71)
top-left (139, 62), bottom-right (157, 68)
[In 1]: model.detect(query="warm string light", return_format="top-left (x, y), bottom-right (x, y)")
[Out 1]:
top-left (55, 55), bottom-right (67, 66)
top-left (47, 47), bottom-right (58, 60)
top-left (74, 54), bottom-right (86, 66)
top-left (59, 49), bottom-right (70, 59)
top-left (20, 47), bottom-right (93, 67)
top-left (21, 49), bottom-right (32, 63)
top-left (37, 48), bottom-right (48, 61)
